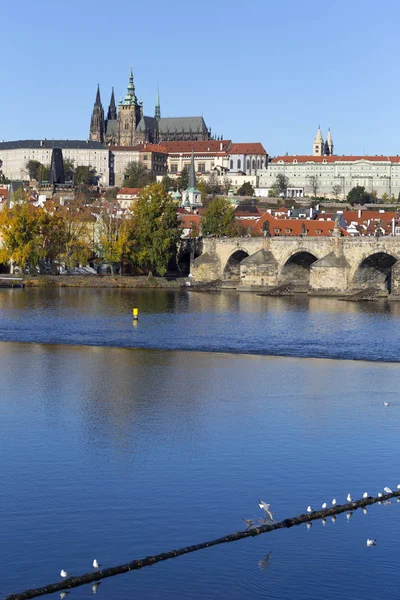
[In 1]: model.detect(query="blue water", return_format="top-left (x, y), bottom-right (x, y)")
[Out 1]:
top-left (0, 288), bottom-right (399, 361)
top-left (0, 289), bottom-right (400, 599)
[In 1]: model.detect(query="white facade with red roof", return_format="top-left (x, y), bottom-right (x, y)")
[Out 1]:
top-left (267, 155), bottom-right (400, 199)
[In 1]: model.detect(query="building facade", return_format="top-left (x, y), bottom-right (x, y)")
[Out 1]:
top-left (90, 69), bottom-right (212, 147)
top-left (266, 155), bottom-right (400, 199)
top-left (0, 140), bottom-right (110, 186)
top-left (110, 143), bottom-right (167, 186)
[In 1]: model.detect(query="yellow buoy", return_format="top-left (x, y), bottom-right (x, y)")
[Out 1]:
top-left (132, 307), bottom-right (139, 320)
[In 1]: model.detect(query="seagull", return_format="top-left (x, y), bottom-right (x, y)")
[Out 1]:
top-left (322, 502), bottom-right (327, 509)
top-left (397, 484), bottom-right (400, 490)
top-left (306, 522), bottom-right (312, 530)
top-left (60, 570), bottom-right (70, 578)
top-left (366, 539), bottom-right (376, 546)
top-left (332, 498), bottom-right (337, 506)
top-left (321, 518), bottom-right (326, 526)
top-left (384, 487), bottom-right (392, 494)
top-left (346, 494), bottom-right (352, 502)
top-left (307, 506), bottom-right (313, 513)
top-left (258, 499), bottom-right (274, 521)
top-left (92, 582), bottom-right (101, 594)
top-left (378, 492), bottom-right (383, 498)
top-left (384, 402), bottom-right (389, 407)
top-left (331, 515), bottom-right (336, 524)
top-left (93, 559), bottom-right (100, 569)
top-left (346, 512), bottom-right (352, 521)
top-left (363, 492), bottom-right (368, 499)
top-left (362, 507), bottom-right (368, 515)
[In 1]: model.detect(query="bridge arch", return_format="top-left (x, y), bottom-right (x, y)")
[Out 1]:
top-left (280, 251), bottom-right (319, 286)
top-left (223, 249), bottom-right (250, 281)
top-left (352, 251), bottom-right (398, 292)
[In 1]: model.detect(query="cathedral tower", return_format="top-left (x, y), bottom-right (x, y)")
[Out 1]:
top-left (313, 125), bottom-right (324, 156)
top-left (89, 85), bottom-right (105, 143)
top-left (117, 69), bottom-right (142, 146)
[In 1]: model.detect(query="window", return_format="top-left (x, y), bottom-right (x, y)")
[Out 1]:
top-left (257, 159), bottom-right (260, 169)
top-left (143, 155), bottom-right (148, 160)
top-left (237, 159), bottom-right (241, 170)
top-left (274, 228), bottom-right (280, 233)
top-left (285, 228), bottom-right (292, 233)
top-left (315, 229), bottom-right (322, 234)
top-left (198, 163), bottom-right (206, 173)
top-left (170, 163), bottom-right (178, 173)
top-left (252, 159), bottom-right (256, 169)
top-left (247, 159), bottom-right (250, 169)
top-left (230, 159), bottom-right (233, 169)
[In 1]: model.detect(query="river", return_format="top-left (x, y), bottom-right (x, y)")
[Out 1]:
top-left (1, 289), bottom-right (400, 599)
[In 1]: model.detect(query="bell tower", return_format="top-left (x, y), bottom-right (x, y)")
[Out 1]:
top-left (89, 85), bottom-right (105, 143)
top-left (313, 125), bottom-right (324, 157)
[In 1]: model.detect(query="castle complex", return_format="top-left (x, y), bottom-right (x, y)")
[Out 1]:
top-left (89, 69), bottom-right (212, 146)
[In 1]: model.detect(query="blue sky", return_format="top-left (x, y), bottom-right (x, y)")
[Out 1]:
top-left (2, 0), bottom-right (399, 156)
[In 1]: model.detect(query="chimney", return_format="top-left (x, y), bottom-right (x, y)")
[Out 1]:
top-left (220, 142), bottom-right (223, 151)
top-left (358, 209), bottom-right (361, 218)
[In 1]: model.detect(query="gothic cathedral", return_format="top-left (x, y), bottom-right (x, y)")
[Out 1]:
top-left (89, 69), bottom-right (212, 146)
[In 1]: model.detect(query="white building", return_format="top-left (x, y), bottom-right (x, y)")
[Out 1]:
top-left (267, 155), bottom-right (400, 199)
top-left (0, 140), bottom-right (110, 185)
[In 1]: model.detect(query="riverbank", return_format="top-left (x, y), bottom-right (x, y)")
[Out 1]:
top-left (24, 275), bottom-right (187, 288)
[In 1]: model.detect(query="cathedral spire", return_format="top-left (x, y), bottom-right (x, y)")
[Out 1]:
top-left (95, 84), bottom-right (101, 106)
top-left (327, 128), bottom-right (334, 156)
top-left (313, 125), bottom-right (324, 156)
top-left (155, 85), bottom-right (161, 120)
top-left (120, 67), bottom-right (137, 106)
top-left (107, 87), bottom-right (117, 121)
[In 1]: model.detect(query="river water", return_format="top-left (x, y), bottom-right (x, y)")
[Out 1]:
top-left (1, 289), bottom-right (400, 599)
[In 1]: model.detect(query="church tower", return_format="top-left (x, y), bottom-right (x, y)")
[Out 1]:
top-left (313, 126), bottom-right (324, 156)
top-left (154, 86), bottom-right (161, 120)
top-left (117, 68), bottom-right (142, 146)
top-left (326, 128), bottom-right (334, 156)
top-left (89, 85), bottom-right (105, 143)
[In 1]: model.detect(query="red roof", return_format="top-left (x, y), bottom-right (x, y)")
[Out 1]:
top-left (162, 140), bottom-right (231, 154)
top-left (229, 143), bottom-right (267, 155)
top-left (110, 144), bottom-right (167, 153)
top-left (117, 188), bottom-right (142, 196)
top-left (273, 155), bottom-right (400, 164)
top-left (251, 212), bottom-right (349, 237)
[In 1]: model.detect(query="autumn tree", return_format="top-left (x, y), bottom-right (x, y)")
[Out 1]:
top-left (201, 197), bottom-right (236, 236)
top-left (0, 203), bottom-right (44, 270)
top-left (129, 183), bottom-right (181, 276)
top-left (97, 202), bottom-right (133, 273)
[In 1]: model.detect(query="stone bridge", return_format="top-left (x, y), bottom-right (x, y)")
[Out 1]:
top-left (191, 236), bottom-right (400, 295)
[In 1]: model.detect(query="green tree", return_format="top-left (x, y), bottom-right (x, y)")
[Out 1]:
top-left (38, 163), bottom-right (50, 182)
top-left (176, 167), bottom-right (189, 190)
top-left (129, 183), bottom-right (181, 276)
top-left (104, 187), bottom-right (119, 201)
top-left (75, 165), bottom-right (97, 185)
top-left (237, 181), bottom-right (255, 197)
top-left (347, 186), bottom-right (371, 206)
top-left (64, 158), bottom-right (75, 181)
top-left (124, 161), bottom-right (155, 188)
top-left (205, 173), bottom-right (222, 195)
top-left (160, 175), bottom-right (176, 193)
top-left (332, 184), bottom-right (342, 200)
top-left (269, 173), bottom-right (289, 197)
top-left (197, 179), bottom-right (208, 205)
top-left (26, 160), bottom-right (42, 181)
top-left (201, 197), bottom-right (236, 236)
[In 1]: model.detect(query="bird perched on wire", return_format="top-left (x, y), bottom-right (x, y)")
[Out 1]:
top-left (322, 502), bottom-right (327, 509)
top-left (332, 498), bottom-right (337, 506)
top-left (346, 493), bottom-right (352, 502)
top-left (60, 570), bottom-right (71, 578)
top-left (307, 506), bottom-right (313, 513)
top-left (384, 487), bottom-right (392, 494)
top-left (93, 559), bottom-right (100, 570)
top-left (366, 539), bottom-right (376, 546)
top-left (258, 499), bottom-right (274, 521)
top-left (363, 492), bottom-right (368, 499)
top-left (241, 518), bottom-right (254, 530)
